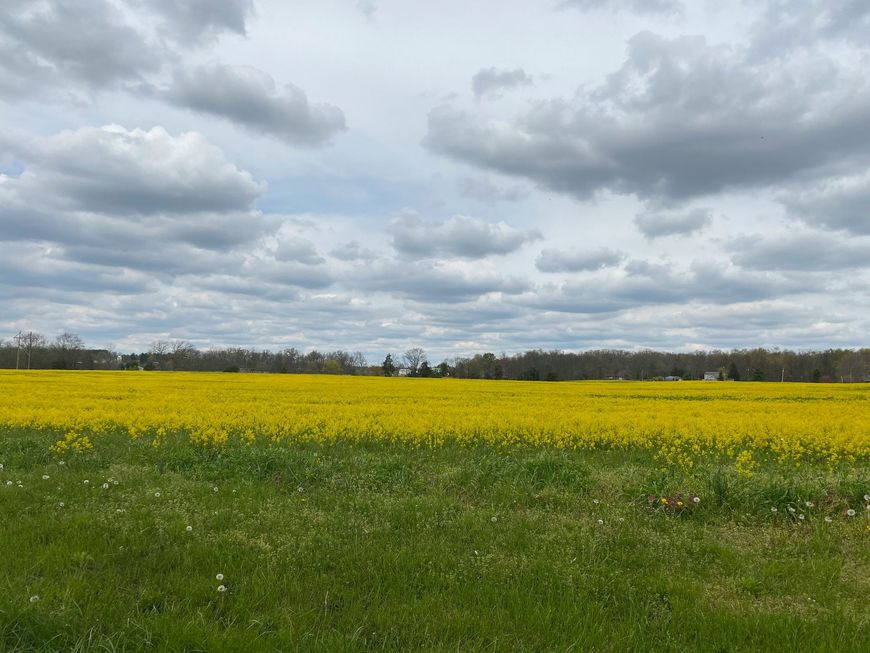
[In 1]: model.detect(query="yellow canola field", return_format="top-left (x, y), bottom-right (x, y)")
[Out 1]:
top-left (0, 371), bottom-right (867, 468)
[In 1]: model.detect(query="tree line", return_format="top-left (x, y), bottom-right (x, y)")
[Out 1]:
top-left (1, 332), bottom-right (867, 382)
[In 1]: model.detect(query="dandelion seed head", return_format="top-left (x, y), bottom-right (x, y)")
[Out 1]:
top-left (5, 481), bottom-right (11, 486)
top-left (846, 508), bottom-right (856, 517)
top-left (597, 519), bottom-right (604, 525)
top-left (58, 461), bottom-right (65, 466)
top-left (102, 483), bottom-right (109, 489)
top-left (29, 595), bottom-right (39, 603)
top-left (186, 525), bottom-right (193, 532)
top-left (798, 514), bottom-right (805, 520)
top-left (58, 502), bottom-right (65, 508)
top-left (864, 494), bottom-right (870, 502)
top-left (693, 496), bottom-right (700, 503)
top-left (296, 486), bottom-right (304, 493)
top-left (42, 474), bottom-right (49, 480)
top-left (216, 573), bottom-right (224, 581)
top-left (805, 501), bottom-right (814, 508)
top-left (154, 492), bottom-right (161, 498)
top-left (771, 507), bottom-right (778, 513)
top-left (213, 486), bottom-right (218, 493)
top-left (824, 516), bottom-right (833, 523)
top-left (490, 516), bottom-right (497, 523)
top-left (83, 480), bottom-right (89, 485)
top-left (217, 585), bottom-right (226, 593)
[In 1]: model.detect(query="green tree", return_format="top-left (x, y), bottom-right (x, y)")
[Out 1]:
top-left (728, 362), bottom-right (740, 381)
top-left (419, 361), bottom-right (432, 377)
top-left (382, 354), bottom-right (396, 377)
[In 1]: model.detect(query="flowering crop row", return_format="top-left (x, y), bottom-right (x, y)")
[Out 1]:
top-left (0, 371), bottom-right (867, 469)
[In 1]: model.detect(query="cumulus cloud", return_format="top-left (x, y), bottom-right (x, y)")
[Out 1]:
top-left (330, 241), bottom-right (378, 262)
top-left (426, 31), bottom-right (870, 202)
top-left (166, 64), bottom-right (347, 146)
top-left (390, 212), bottom-right (540, 259)
top-left (634, 207), bottom-right (712, 238)
top-left (730, 233), bottom-right (870, 271)
top-left (472, 67), bottom-right (533, 99)
top-left (17, 125), bottom-right (265, 215)
top-left (137, 0), bottom-right (254, 43)
top-left (536, 247), bottom-right (625, 272)
top-left (781, 173), bottom-right (870, 236)
top-left (274, 236), bottom-right (326, 265)
top-left (749, 1), bottom-right (870, 58)
top-left (0, 0), bottom-right (157, 93)
top-left (0, 125), bottom-right (277, 276)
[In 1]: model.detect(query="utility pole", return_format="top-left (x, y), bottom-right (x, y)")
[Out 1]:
top-left (781, 367), bottom-right (785, 383)
top-left (14, 331), bottom-right (22, 370)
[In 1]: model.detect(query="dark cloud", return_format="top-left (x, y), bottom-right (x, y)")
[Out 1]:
top-left (634, 207), bottom-right (711, 238)
top-left (0, 0), bottom-right (157, 92)
top-left (139, 0), bottom-right (254, 43)
top-left (536, 247), bottom-right (625, 272)
top-left (166, 64), bottom-right (347, 146)
top-left (390, 212), bottom-right (540, 259)
top-left (730, 233), bottom-right (870, 271)
top-left (781, 174), bottom-right (870, 236)
top-left (426, 31), bottom-right (870, 202)
top-left (472, 67), bottom-right (533, 99)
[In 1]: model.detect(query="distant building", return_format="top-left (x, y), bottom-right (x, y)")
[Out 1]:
top-left (396, 367), bottom-right (411, 377)
top-left (664, 376), bottom-right (682, 381)
top-left (703, 371), bottom-right (720, 381)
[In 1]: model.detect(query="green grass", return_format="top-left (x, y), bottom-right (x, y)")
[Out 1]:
top-left (0, 431), bottom-right (868, 652)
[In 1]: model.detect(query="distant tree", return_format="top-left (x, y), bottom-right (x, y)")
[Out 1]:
top-left (728, 362), bottom-right (741, 381)
top-left (437, 361), bottom-right (451, 377)
top-left (752, 368), bottom-right (765, 381)
top-left (323, 359), bottom-right (343, 375)
top-left (419, 361), bottom-right (432, 377)
top-left (812, 369), bottom-right (821, 383)
top-left (382, 354), bottom-right (396, 377)
top-left (402, 348), bottom-right (426, 375)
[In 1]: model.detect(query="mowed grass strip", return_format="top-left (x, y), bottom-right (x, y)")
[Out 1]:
top-left (0, 431), bottom-right (868, 652)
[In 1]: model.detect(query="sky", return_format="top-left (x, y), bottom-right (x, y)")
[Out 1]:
top-left (0, 0), bottom-right (868, 360)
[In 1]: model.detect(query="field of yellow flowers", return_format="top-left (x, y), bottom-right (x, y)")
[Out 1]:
top-left (0, 370), bottom-right (867, 470)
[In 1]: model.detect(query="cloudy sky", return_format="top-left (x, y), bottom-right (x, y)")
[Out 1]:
top-left (1, 0), bottom-right (868, 358)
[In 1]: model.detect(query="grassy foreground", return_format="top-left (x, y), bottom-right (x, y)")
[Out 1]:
top-left (1, 430), bottom-right (868, 652)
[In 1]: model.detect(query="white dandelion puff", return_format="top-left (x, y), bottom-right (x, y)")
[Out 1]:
top-left (217, 585), bottom-right (227, 593)
top-left (186, 525), bottom-right (193, 532)
top-left (798, 514), bottom-right (805, 520)
top-left (787, 506), bottom-right (796, 513)
top-left (83, 480), bottom-right (89, 485)
top-left (29, 595), bottom-right (39, 603)
top-left (58, 502), bottom-right (65, 508)
top-left (864, 494), bottom-right (870, 502)
top-left (216, 573), bottom-right (224, 581)
top-left (5, 481), bottom-right (11, 486)
top-left (824, 516), bottom-right (833, 523)
top-left (490, 516), bottom-right (497, 523)
top-left (805, 501), bottom-right (814, 508)
top-left (296, 486), bottom-right (304, 494)
top-left (42, 475), bottom-right (49, 480)
top-left (58, 461), bottom-right (65, 466)
top-left (213, 486), bottom-right (219, 493)
top-left (102, 483), bottom-right (109, 490)
top-left (846, 509), bottom-right (856, 517)
top-left (771, 507), bottom-right (778, 513)
top-left (154, 492), bottom-right (161, 498)
top-left (693, 496), bottom-right (701, 504)
top-left (597, 519), bottom-right (604, 525)
top-left (592, 499), bottom-right (599, 505)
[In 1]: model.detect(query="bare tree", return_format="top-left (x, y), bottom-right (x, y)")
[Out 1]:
top-left (18, 331), bottom-right (46, 369)
top-left (402, 347), bottom-right (427, 375)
